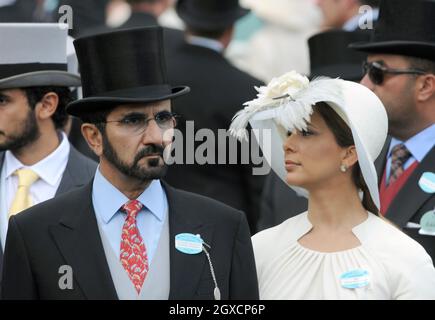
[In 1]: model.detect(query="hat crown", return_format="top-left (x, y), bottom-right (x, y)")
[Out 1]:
top-left (309, 30), bottom-right (369, 80)
top-left (373, 0), bottom-right (435, 43)
top-left (176, 0), bottom-right (247, 30)
top-left (74, 26), bottom-right (168, 98)
top-left (178, 0), bottom-right (242, 15)
top-left (0, 23), bottom-right (68, 65)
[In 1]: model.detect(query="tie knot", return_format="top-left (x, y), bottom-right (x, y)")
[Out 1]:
top-left (391, 143), bottom-right (412, 164)
top-left (121, 199), bottom-right (143, 219)
top-left (14, 168), bottom-right (39, 187)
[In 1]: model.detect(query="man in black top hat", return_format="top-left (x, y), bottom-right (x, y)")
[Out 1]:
top-left (351, 0), bottom-right (435, 263)
top-left (1, 26), bottom-right (259, 300)
top-left (257, 30), bottom-right (371, 232)
top-left (164, 0), bottom-right (265, 233)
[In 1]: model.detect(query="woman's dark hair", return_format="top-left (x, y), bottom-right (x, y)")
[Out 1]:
top-left (315, 102), bottom-right (379, 215)
top-left (24, 86), bottom-right (73, 130)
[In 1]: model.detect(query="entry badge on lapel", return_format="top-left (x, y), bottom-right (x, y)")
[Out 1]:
top-left (175, 233), bottom-right (221, 300)
top-left (175, 233), bottom-right (203, 254)
top-left (419, 209), bottom-right (435, 236)
top-left (418, 172), bottom-right (435, 194)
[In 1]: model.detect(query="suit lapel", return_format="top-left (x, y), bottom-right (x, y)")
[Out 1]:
top-left (163, 183), bottom-right (215, 300)
top-left (0, 152), bottom-right (5, 258)
top-left (49, 182), bottom-right (118, 299)
top-left (385, 146), bottom-right (435, 227)
top-left (0, 152), bottom-right (4, 261)
top-left (56, 146), bottom-right (94, 195)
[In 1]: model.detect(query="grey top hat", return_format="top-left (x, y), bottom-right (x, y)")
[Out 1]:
top-left (0, 23), bottom-right (81, 89)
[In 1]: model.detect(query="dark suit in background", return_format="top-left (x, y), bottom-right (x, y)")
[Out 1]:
top-left (164, 41), bottom-right (265, 233)
top-left (55, 0), bottom-right (110, 37)
top-left (0, 0), bottom-right (36, 22)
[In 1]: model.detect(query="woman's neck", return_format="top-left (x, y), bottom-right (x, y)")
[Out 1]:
top-left (307, 182), bottom-right (368, 231)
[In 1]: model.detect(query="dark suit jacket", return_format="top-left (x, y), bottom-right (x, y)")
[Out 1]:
top-left (258, 138), bottom-right (435, 263)
top-left (375, 141), bottom-right (435, 262)
top-left (0, 145), bottom-right (97, 287)
top-left (0, 0), bottom-right (36, 22)
top-left (1, 180), bottom-right (258, 300)
top-left (164, 42), bottom-right (265, 233)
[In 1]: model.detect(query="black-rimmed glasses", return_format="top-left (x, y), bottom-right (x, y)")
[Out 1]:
top-left (102, 111), bottom-right (179, 135)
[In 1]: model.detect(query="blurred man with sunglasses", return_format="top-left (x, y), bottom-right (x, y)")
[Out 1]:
top-left (351, 0), bottom-right (435, 264)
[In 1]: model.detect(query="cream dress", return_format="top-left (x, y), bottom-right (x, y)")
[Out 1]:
top-left (252, 212), bottom-right (435, 300)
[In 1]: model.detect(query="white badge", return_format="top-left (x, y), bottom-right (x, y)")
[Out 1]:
top-left (419, 210), bottom-right (435, 236)
top-left (340, 269), bottom-right (370, 289)
top-left (175, 233), bottom-right (203, 255)
top-left (418, 172), bottom-right (435, 194)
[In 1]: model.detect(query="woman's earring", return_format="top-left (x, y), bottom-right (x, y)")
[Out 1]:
top-left (340, 164), bottom-right (347, 173)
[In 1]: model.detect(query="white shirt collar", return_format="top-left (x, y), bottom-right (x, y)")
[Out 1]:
top-left (5, 131), bottom-right (71, 186)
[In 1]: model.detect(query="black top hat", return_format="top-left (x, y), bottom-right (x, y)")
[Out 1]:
top-left (66, 26), bottom-right (189, 117)
top-left (176, 0), bottom-right (249, 31)
top-left (350, 0), bottom-right (435, 61)
top-left (309, 30), bottom-right (370, 81)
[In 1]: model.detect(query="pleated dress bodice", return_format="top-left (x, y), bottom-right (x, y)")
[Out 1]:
top-left (252, 212), bottom-right (435, 300)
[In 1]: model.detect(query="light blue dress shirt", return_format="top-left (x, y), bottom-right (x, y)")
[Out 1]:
top-left (386, 124), bottom-right (435, 182)
top-left (92, 168), bottom-right (168, 265)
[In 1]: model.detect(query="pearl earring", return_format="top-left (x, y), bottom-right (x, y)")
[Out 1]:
top-left (340, 164), bottom-right (347, 173)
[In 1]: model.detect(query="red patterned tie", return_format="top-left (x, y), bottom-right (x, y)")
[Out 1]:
top-left (389, 143), bottom-right (412, 185)
top-left (120, 200), bottom-right (149, 293)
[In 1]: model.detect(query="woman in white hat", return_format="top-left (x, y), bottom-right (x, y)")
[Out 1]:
top-left (230, 71), bottom-right (435, 299)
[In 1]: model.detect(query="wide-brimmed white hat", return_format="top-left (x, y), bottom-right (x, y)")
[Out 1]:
top-left (0, 23), bottom-right (81, 89)
top-left (230, 71), bottom-right (388, 210)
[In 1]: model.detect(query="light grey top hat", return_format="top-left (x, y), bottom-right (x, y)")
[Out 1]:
top-left (0, 23), bottom-right (81, 89)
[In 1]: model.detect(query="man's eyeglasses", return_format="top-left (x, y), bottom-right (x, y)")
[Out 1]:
top-left (103, 111), bottom-right (179, 135)
top-left (362, 61), bottom-right (427, 85)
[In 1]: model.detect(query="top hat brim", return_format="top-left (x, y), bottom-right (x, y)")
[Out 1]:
top-left (349, 40), bottom-right (435, 61)
top-left (66, 85), bottom-right (190, 117)
top-left (177, 4), bottom-right (249, 30)
top-left (0, 70), bottom-right (81, 89)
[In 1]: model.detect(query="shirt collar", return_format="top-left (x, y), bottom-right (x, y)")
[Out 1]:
top-left (5, 131), bottom-right (70, 186)
top-left (92, 168), bottom-right (166, 224)
top-left (388, 124), bottom-right (435, 162)
top-left (186, 35), bottom-right (224, 53)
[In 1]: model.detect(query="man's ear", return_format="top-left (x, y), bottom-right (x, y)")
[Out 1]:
top-left (81, 123), bottom-right (104, 157)
top-left (34, 92), bottom-right (59, 121)
top-left (416, 73), bottom-right (435, 103)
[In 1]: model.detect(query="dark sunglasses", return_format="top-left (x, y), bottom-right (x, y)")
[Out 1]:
top-left (362, 61), bottom-right (427, 85)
